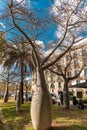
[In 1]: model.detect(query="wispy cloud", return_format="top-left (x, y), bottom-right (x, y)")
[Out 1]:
top-left (0, 22), bottom-right (6, 28)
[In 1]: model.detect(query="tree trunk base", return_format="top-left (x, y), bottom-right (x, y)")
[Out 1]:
top-left (35, 127), bottom-right (51, 130)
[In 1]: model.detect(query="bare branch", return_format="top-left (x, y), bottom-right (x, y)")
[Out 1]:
top-left (42, 36), bottom-right (75, 70)
top-left (9, 0), bottom-right (40, 67)
top-left (68, 66), bottom-right (84, 81)
top-left (41, 16), bottom-right (70, 66)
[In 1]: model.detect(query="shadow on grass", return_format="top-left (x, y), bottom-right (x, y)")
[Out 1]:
top-left (52, 106), bottom-right (87, 120)
top-left (50, 124), bottom-right (87, 130)
top-left (50, 126), bottom-right (67, 130)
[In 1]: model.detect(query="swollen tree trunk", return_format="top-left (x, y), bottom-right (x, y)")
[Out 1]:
top-left (63, 81), bottom-right (70, 109)
top-left (4, 81), bottom-right (9, 102)
top-left (31, 67), bottom-right (52, 130)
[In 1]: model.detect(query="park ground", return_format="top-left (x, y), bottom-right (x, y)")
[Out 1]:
top-left (0, 99), bottom-right (87, 130)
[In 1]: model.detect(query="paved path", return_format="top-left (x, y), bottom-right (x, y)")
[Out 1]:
top-left (0, 109), bottom-right (10, 130)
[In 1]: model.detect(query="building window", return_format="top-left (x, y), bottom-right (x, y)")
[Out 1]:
top-left (76, 80), bottom-right (80, 84)
top-left (51, 83), bottom-right (55, 89)
top-left (75, 70), bottom-right (80, 77)
top-left (74, 60), bottom-right (78, 65)
top-left (86, 91), bottom-right (87, 95)
top-left (73, 52), bottom-right (77, 57)
top-left (51, 74), bottom-right (54, 81)
top-left (59, 82), bottom-right (61, 88)
top-left (52, 89), bottom-right (54, 93)
top-left (77, 91), bottom-right (82, 98)
top-left (84, 68), bottom-right (87, 77)
top-left (66, 55), bottom-right (70, 62)
top-left (67, 71), bottom-right (72, 77)
top-left (82, 49), bottom-right (86, 55)
top-left (83, 58), bottom-right (87, 66)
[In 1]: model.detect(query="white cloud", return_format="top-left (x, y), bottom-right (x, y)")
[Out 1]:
top-left (15, 0), bottom-right (30, 5)
top-left (35, 40), bottom-right (45, 49)
top-left (15, 0), bottom-right (23, 2)
top-left (75, 37), bottom-right (87, 45)
top-left (44, 48), bottom-right (60, 57)
top-left (0, 22), bottom-right (6, 28)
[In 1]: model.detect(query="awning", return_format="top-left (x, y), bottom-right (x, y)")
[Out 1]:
top-left (69, 81), bottom-right (87, 88)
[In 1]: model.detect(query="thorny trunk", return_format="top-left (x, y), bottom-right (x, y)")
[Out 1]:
top-left (63, 80), bottom-right (70, 109)
top-left (31, 67), bottom-right (52, 130)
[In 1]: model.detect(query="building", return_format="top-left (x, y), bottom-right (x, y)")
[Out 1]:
top-left (46, 41), bottom-right (87, 98)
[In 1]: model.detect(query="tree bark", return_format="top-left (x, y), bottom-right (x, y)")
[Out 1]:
top-left (16, 89), bottom-right (21, 112)
top-left (16, 76), bottom-right (24, 111)
top-left (25, 85), bottom-right (28, 102)
top-left (19, 60), bottom-right (24, 104)
top-left (63, 81), bottom-right (70, 109)
top-left (31, 67), bottom-right (52, 130)
top-left (15, 85), bottom-right (17, 100)
top-left (4, 72), bottom-right (9, 103)
top-left (4, 81), bottom-right (9, 102)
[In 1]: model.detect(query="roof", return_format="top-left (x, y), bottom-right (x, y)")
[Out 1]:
top-left (69, 81), bottom-right (87, 88)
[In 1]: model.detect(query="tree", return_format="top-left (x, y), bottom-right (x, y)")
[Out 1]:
top-left (3, 39), bottom-right (33, 111)
top-left (0, 31), bottom-right (10, 102)
top-left (0, 67), bottom-right (16, 103)
top-left (0, 31), bottom-right (7, 63)
top-left (1, 0), bottom-right (87, 129)
top-left (49, 48), bottom-right (84, 109)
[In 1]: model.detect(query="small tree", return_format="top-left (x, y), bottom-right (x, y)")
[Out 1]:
top-left (49, 49), bottom-right (84, 109)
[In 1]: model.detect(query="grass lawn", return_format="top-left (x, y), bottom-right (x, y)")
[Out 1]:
top-left (0, 99), bottom-right (87, 130)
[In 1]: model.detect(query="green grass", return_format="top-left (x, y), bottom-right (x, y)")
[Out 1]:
top-left (52, 105), bottom-right (87, 130)
top-left (0, 99), bottom-right (87, 130)
top-left (0, 99), bottom-right (31, 130)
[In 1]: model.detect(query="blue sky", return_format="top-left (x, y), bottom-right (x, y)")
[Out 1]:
top-left (0, 0), bottom-right (87, 44)
top-left (0, 0), bottom-right (58, 44)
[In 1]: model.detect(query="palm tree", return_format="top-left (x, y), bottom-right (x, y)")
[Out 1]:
top-left (3, 40), bottom-right (34, 111)
top-left (0, 31), bottom-right (10, 102)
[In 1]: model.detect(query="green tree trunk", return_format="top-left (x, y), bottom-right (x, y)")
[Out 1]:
top-left (31, 67), bottom-right (52, 130)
